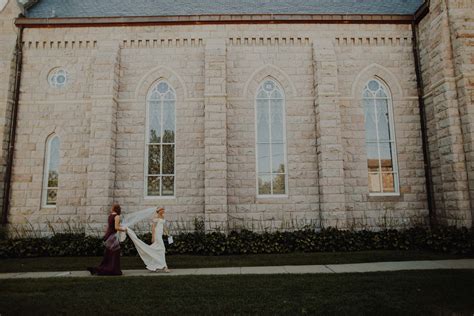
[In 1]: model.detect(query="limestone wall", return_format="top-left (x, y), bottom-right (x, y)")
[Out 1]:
top-left (417, 0), bottom-right (474, 227)
top-left (0, 22), bottom-right (432, 234)
top-left (0, 0), bottom-right (20, 225)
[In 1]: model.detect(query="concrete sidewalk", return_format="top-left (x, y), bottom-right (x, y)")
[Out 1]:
top-left (1, 259), bottom-right (473, 280)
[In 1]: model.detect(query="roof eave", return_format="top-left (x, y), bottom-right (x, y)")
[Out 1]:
top-left (15, 13), bottom-right (416, 28)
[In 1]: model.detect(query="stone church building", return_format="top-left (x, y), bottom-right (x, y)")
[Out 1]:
top-left (0, 0), bottom-right (472, 234)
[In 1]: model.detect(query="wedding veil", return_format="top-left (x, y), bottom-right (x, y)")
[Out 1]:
top-left (119, 207), bottom-right (157, 242)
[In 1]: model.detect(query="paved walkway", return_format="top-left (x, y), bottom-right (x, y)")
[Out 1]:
top-left (1, 259), bottom-right (473, 279)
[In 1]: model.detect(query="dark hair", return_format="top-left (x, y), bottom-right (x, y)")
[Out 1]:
top-left (156, 207), bottom-right (165, 214)
top-left (111, 203), bottom-right (121, 215)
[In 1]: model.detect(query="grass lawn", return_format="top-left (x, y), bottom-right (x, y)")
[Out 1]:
top-left (0, 250), bottom-right (469, 273)
top-left (1, 270), bottom-right (473, 315)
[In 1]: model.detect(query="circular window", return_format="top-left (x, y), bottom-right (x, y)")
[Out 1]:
top-left (367, 80), bottom-right (380, 92)
top-left (48, 68), bottom-right (69, 88)
top-left (157, 82), bottom-right (169, 93)
top-left (263, 81), bottom-right (275, 92)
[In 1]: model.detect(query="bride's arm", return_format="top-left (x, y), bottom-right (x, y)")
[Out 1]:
top-left (151, 222), bottom-right (156, 243)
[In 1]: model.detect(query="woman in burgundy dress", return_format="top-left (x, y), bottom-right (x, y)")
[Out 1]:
top-left (87, 204), bottom-right (127, 276)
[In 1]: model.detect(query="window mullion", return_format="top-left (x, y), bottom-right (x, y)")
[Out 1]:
top-left (159, 97), bottom-right (164, 196)
top-left (373, 97), bottom-right (384, 193)
top-left (268, 97), bottom-right (273, 195)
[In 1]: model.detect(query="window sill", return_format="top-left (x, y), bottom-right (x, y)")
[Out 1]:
top-left (367, 193), bottom-right (402, 202)
top-left (369, 192), bottom-right (400, 197)
top-left (144, 196), bottom-right (176, 200)
top-left (256, 194), bottom-right (289, 201)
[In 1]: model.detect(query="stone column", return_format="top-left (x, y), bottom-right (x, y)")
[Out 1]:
top-left (312, 39), bottom-right (346, 228)
top-left (85, 43), bottom-right (120, 234)
top-left (203, 38), bottom-right (228, 231)
top-left (426, 0), bottom-right (472, 227)
top-left (444, 0), bottom-right (474, 227)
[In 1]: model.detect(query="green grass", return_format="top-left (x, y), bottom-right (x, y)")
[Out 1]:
top-left (1, 270), bottom-right (473, 315)
top-left (0, 250), bottom-right (468, 273)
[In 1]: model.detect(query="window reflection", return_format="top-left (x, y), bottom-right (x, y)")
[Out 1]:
top-left (363, 79), bottom-right (399, 194)
top-left (256, 80), bottom-right (287, 195)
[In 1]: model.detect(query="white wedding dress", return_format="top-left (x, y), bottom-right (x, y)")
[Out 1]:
top-left (127, 218), bottom-right (167, 271)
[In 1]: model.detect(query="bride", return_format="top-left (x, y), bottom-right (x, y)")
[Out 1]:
top-left (125, 207), bottom-right (171, 273)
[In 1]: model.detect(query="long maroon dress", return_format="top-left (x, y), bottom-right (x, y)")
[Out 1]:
top-left (88, 213), bottom-right (122, 276)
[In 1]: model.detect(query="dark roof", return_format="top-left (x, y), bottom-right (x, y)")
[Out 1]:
top-left (26, 0), bottom-right (424, 18)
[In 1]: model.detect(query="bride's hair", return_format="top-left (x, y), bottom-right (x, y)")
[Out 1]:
top-left (156, 207), bottom-right (165, 213)
top-left (111, 203), bottom-right (121, 215)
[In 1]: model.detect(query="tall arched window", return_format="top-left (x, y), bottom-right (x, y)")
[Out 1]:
top-left (146, 81), bottom-right (176, 197)
top-left (43, 135), bottom-right (60, 206)
top-left (256, 79), bottom-right (287, 196)
top-left (363, 79), bottom-right (399, 194)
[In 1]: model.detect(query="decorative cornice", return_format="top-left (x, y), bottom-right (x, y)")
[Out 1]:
top-left (15, 14), bottom-right (415, 28)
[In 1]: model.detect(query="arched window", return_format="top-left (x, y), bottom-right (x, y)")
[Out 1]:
top-left (256, 79), bottom-right (287, 195)
top-left (363, 79), bottom-right (399, 194)
top-left (43, 135), bottom-right (60, 206)
top-left (145, 81), bottom-right (176, 197)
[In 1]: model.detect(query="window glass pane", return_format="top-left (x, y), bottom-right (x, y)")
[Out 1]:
top-left (368, 173), bottom-right (382, 193)
top-left (270, 89), bottom-right (282, 99)
top-left (164, 90), bottom-right (175, 101)
top-left (162, 176), bottom-right (174, 196)
top-left (366, 142), bottom-right (379, 173)
top-left (271, 99), bottom-right (284, 143)
top-left (162, 145), bottom-right (175, 174)
top-left (376, 99), bottom-right (391, 141)
top-left (258, 174), bottom-right (272, 195)
top-left (257, 89), bottom-right (267, 99)
top-left (364, 79), bottom-right (398, 194)
top-left (257, 100), bottom-right (270, 143)
top-left (162, 101), bottom-right (175, 143)
top-left (376, 88), bottom-right (387, 98)
top-left (258, 143), bottom-right (271, 173)
top-left (382, 172), bottom-right (395, 193)
top-left (149, 100), bottom-right (161, 143)
top-left (272, 143), bottom-right (285, 173)
top-left (147, 176), bottom-right (160, 196)
top-left (379, 142), bottom-right (394, 172)
top-left (148, 145), bottom-right (161, 174)
top-left (48, 171), bottom-right (58, 187)
top-left (47, 189), bottom-right (57, 205)
top-left (146, 81), bottom-right (176, 196)
top-left (149, 91), bottom-right (160, 100)
top-left (363, 89), bottom-right (372, 98)
top-left (364, 99), bottom-right (377, 142)
top-left (49, 137), bottom-right (60, 172)
top-left (272, 174), bottom-right (286, 194)
top-left (256, 80), bottom-right (287, 196)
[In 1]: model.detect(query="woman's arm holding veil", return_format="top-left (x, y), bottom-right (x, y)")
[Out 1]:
top-left (114, 215), bottom-right (126, 232)
top-left (152, 222), bottom-right (156, 243)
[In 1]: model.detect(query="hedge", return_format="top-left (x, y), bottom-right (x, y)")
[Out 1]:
top-left (0, 226), bottom-right (473, 258)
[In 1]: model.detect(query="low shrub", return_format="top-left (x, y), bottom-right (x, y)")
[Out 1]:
top-left (0, 226), bottom-right (472, 258)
